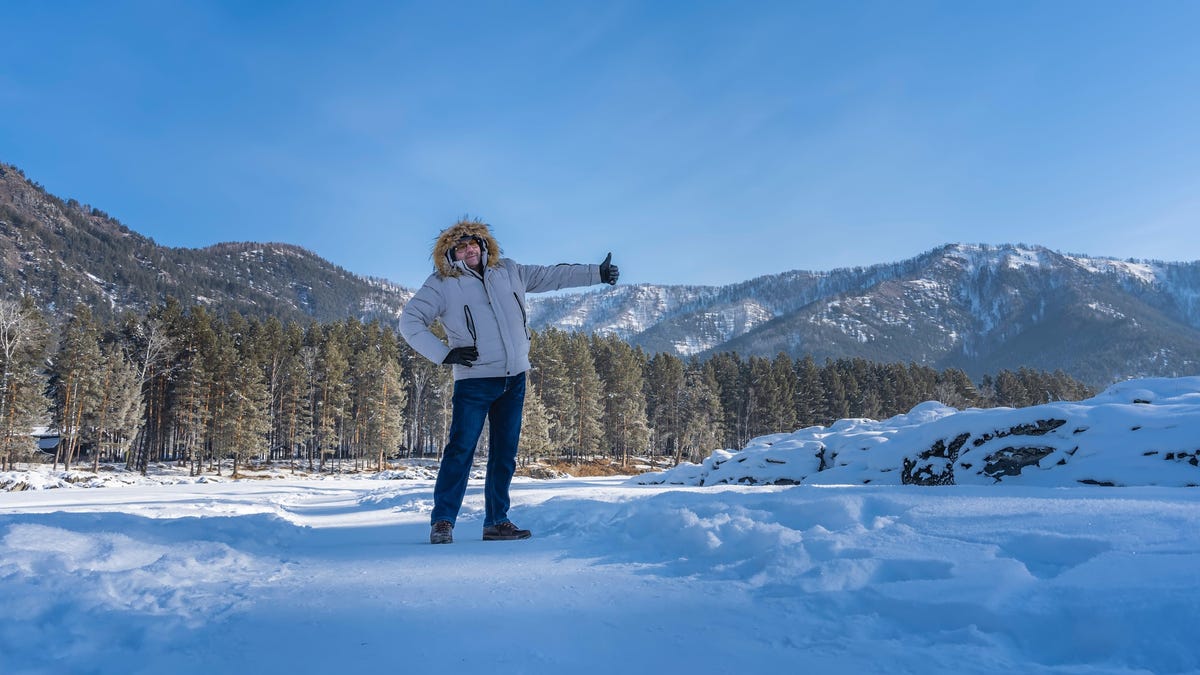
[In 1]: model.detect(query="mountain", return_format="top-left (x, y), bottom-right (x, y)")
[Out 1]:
top-left (0, 162), bottom-right (412, 324)
top-left (527, 244), bottom-right (1200, 385)
top-left (6, 160), bottom-right (1199, 385)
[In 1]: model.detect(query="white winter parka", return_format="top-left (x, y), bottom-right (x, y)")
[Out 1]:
top-left (399, 220), bottom-right (601, 380)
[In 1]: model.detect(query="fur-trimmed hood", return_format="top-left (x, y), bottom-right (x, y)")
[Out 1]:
top-left (432, 218), bottom-right (503, 278)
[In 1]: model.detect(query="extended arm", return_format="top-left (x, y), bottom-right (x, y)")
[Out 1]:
top-left (518, 253), bottom-right (619, 293)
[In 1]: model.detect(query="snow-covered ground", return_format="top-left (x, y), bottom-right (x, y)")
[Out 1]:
top-left (3, 377), bottom-right (1200, 674)
top-left (640, 376), bottom-right (1200, 488)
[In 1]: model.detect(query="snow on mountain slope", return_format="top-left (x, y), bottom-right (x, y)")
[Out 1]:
top-left (529, 244), bottom-right (1200, 384)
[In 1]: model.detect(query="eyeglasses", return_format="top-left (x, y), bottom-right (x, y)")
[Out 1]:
top-left (453, 238), bottom-right (481, 252)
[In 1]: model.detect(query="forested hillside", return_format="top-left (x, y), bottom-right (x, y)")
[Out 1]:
top-left (6, 160), bottom-right (1200, 388)
top-left (0, 162), bottom-right (411, 325)
top-left (0, 300), bottom-right (1091, 473)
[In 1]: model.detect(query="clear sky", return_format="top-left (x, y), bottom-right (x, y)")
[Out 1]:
top-left (3, 1), bottom-right (1199, 289)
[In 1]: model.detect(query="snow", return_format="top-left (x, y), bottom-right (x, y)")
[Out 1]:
top-left (641, 376), bottom-right (1200, 489)
top-left (1087, 301), bottom-right (1127, 320)
top-left (1005, 247), bottom-right (1045, 269)
top-left (3, 378), bottom-right (1200, 673)
top-left (1067, 255), bottom-right (1161, 285)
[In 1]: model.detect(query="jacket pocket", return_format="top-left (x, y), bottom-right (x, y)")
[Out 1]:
top-left (463, 305), bottom-right (478, 345)
top-left (513, 292), bottom-right (530, 339)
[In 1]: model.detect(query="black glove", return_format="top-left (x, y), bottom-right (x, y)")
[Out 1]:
top-left (599, 252), bottom-right (619, 285)
top-left (443, 346), bottom-right (479, 367)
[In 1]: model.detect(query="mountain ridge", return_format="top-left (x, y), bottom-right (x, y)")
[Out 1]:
top-left (5, 160), bottom-right (1199, 385)
top-left (0, 161), bottom-right (412, 324)
top-left (527, 243), bottom-right (1200, 384)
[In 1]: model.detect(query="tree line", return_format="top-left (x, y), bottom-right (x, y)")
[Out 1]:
top-left (0, 298), bottom-right (1093, 474)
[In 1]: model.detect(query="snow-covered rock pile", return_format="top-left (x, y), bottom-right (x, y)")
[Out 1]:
top-left (0, 469), bottom-right (224, 491)
top-left (638, 376), bottom-right (1200, 488)
top-left (0, 462), bottom-right (459, 491)
top-left (0, 471), bottom-right (73, 491)
top-left (373, 466), bottom-right (442, 481)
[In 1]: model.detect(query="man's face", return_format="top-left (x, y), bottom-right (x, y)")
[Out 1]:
top-left (454, 237), bottom-right (482, 269)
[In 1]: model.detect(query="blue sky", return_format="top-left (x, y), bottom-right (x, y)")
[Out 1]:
top-left (3, 1), bottom-right (1199, 288)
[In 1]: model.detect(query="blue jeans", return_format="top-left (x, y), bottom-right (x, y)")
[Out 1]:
top-left (431, 372), bottom-right (526, 527)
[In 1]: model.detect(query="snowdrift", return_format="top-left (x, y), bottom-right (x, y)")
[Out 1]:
top-left (638, 376), bottom-right (1200, 487)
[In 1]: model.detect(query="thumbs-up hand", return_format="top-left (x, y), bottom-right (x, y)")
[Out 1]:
top-left (599, 252), bottom-right (619, 285)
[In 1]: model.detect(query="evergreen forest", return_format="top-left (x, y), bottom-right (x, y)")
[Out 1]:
top-left (0, 298), bottom-right (1093, 475)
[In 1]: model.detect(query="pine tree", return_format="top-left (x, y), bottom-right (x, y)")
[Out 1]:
top-left (934, 368), bottom-right (978, 408)
top-left (276, 322), bottom-right (314, 471)
top-left (677, 361), bottom-right (723, 464)
top-left (562, 333), bottom-right (603, 458)
top-left (530, 329), bottom-right (572, 456)
top-left (399, 338), bottom-right (450, 457)
top-left (590, 334), bottom-right (649, 467)
top-left (220, 314), bottom-right (271, 477)
top-left (793, 355), bottom-right (822, 429)
top-left (993, 369), bottom-right (1027, 407)
top-left (820, 361), bottom-right (849, 424)
top-left (644, 352), bottom-right (685, 458)
top-left (0, 298), bottom-right (51, 470)
top-left (90, 344), bottom-right (143, 470)
top-left (770, 353), bottom-right (798, 433)
top-left (859, 388), bottom-right (884, 420)
top-left (978, 373), bottom-right (996, 406)
top-left (909, 363), bottom-right (941, 406)
top-left (312, 322), bottom-right (350, 471)
top-left (204, 319), bottom-right (237, 473)
top-left (745, 356), bottom-right (778, 439)
top-left (1018, 367), bottom-right (1058, 405)
top-left (519, 381), bottom-right (552, 461)
top-left (880, 362), bottom-right (915, 416)
top-left (705, 352), bottom-right (747, 448)
top-left (1049, 369), bottom-right (1092, 401)
top-left (376, 329), bottom-right (410, 461)
top-left (129, 299), bottom-right (184, 473)
top-left (171, 306), bottom-right (218, 475)
top-left (346, 320), bottom-right (378, 468)
top-left (253, 317), bottom-right (287, 461)
top-left (347, 322), bottom-right (406, 470)
top-left (849, 358), bottom-right (878, 418)
top-left (52, 305), bottom-right (105, 470)
top-left (834, 359), bottom-right (862, 418)
top-left (374, 325), bottom-right (408, 470)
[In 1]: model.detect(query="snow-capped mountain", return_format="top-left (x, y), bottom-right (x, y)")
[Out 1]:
top-left (6, 160), bottom-right (1199, 385)
top-left (527, 244), bottom-right (1200, 384)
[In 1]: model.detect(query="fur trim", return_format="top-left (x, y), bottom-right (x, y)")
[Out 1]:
top-left (432, 218), bottom-right (503, 278)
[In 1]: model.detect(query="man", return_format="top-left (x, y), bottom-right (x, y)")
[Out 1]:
top-left (400, 218), bottom-right (619, 544)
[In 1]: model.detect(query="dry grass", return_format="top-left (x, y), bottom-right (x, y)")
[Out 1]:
top-left (538, 459), bottom-right (637, 477)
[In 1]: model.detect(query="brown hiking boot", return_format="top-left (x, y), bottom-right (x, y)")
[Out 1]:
top-left (430, 520), bottom-right (454, 544)
top-left (482, 521), bottom-right (532, 541)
